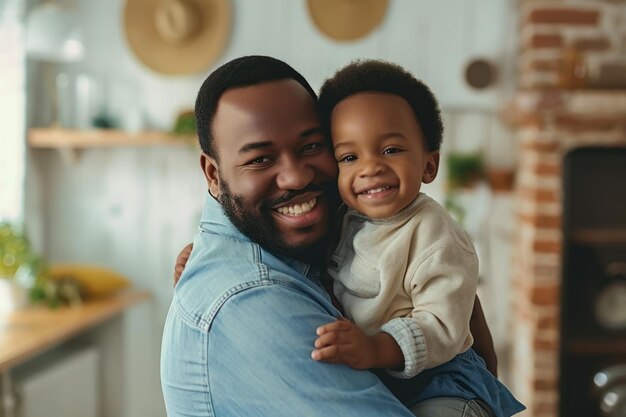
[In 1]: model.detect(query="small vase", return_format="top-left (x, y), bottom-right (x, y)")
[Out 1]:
top-left (0, 279), bottom-right (29, 314)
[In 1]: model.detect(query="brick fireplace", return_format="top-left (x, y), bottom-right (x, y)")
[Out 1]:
top-left (505, 1), bottom-right (626, 416)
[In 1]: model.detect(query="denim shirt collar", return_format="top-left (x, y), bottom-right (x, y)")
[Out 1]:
top-left (199, 195), bottom-right (319, 283)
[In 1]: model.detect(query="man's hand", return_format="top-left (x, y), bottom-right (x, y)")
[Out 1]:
top-left (470, 295), bottom-right (498, 377)
top-left (312, 319), bottom-right (404, 370)
top-left (174, 243), bottom-right (193, 287)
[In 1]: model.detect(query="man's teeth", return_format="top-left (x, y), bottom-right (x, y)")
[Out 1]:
top-left (361, 186), bottom-right (391, 195)
top-left (276, 198), bottom-right (317, 215)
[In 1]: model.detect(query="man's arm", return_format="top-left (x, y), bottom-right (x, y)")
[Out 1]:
top-left (470, 295), bottom-right (498, 376)
top-left (163, 283), bottom-right (416, 417)
top-left (211, 286), bottom-right (416, 416)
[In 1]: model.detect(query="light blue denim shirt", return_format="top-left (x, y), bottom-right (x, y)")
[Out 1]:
top-left (161, 196), bottom-right (415, 417)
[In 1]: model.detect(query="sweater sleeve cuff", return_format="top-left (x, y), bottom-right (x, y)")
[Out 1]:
top-left (379, 317), bottom-right (426, 379)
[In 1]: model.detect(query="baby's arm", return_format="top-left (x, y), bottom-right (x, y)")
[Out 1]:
top-left (312, 298), bottom-right (498, 376)
top-left (382, 241), bottom-right (479, 378)
top-left (312, 243), bottom-right (477, 376)
top-left (312, 318), bottom-right (404, 370)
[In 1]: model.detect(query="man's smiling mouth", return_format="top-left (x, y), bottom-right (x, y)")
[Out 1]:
top-left (275, 197), bottom-right (318, 216)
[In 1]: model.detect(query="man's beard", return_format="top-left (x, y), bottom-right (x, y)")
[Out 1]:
top-left (218, 179), bottom-right (339, 265)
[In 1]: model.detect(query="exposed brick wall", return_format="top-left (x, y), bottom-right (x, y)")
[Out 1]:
top-left (506, 89), bottom-right (626, 416)
top-left (520, 0), bottom-right (626, 90)
top-left (508, 6), bottom-right (626, 415)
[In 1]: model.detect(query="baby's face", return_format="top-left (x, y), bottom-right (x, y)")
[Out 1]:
top-left (330, 92), bottom-right (439, 219)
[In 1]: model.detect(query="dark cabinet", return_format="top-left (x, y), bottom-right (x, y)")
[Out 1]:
top-left (561, 147), bottom-right (626, 417)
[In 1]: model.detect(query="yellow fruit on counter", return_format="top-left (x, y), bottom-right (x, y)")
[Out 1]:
top-left (48, 264), bottom-right (131, 298)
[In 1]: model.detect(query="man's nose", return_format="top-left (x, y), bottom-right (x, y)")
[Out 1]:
top-left (276, 157), bottom-right (314, 190)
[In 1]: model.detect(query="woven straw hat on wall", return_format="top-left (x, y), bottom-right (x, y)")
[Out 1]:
top-left (124, 0), bottom-right (231, 75)
top-left (307, 0), bottom-right (389, 42)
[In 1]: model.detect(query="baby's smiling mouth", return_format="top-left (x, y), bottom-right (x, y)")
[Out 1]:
top-left (359, 185), bottom-right (393, 195)
top-left (274, 197), bottom-right (318, 216)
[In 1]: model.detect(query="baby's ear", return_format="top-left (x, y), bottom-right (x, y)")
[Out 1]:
top-left (422, 151), bottom-right (440, 184)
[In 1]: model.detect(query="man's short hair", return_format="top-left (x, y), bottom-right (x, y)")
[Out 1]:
top-left (318, 59), bottom-right (444, 152)
top-left (195, 55), bottom-right (318, 159)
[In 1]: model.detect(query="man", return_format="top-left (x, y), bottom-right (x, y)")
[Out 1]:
top-left (161, 55), bottom-right (496, 416)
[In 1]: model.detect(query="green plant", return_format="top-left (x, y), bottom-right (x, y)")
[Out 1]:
top-left (172, 110), bottom-right (196, 136)
top-left (0, 222), bottom-right (70, 308)
top-left (446, 152), bottom-right (485, 190)
top-left (0, 222), bottom-right (34, 279)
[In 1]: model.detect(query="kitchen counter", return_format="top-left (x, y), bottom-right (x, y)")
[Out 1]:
top-left (0, 289), bottom-right (150, 373)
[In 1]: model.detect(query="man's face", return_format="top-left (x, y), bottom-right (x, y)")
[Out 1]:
top-left (202, 79), bottom-right (339, 261)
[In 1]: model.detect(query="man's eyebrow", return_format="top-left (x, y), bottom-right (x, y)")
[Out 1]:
top-left (300, 127), bottom-right (324, 138)
top-left (238, 128), bottom-right (323, 154)
top-left (239, 141), bottom-right (273, 154)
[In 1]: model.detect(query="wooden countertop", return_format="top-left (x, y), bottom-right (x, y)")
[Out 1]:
top-left (0, 289), bottom-right (150, 373)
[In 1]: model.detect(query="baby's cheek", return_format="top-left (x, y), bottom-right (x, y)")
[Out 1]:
top-left (336, 169), bottom-right (356, 209)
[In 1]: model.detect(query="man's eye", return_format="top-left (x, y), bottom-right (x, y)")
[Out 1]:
top-left (383, 147), bottom-right (402, 155)
top-left (337, 154), bottom-right (357, 163)
top-left (302, 143), bottom-right (325, 153)
top-left (249, 156), bottom-right (271, 165)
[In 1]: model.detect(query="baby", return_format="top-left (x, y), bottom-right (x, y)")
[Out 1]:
top-left (311, 60), bottom-right (524, 417)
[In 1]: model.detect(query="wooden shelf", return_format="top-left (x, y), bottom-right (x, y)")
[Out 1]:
top-left (565, 339), bottom-right (626, 355)
top-left (501, 90), bottom-right (626, 128)
top-left (570, 229), bottom-right (626, 244)
top-left (29, 128), bottom-right (197, 149)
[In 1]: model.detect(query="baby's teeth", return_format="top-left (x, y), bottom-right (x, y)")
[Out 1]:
top-left (366, 186), bottom-right (389, 194)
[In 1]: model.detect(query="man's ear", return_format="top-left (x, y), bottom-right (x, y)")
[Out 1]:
top-left (422, 151), bottom-right (440, 184)
top-left (200, 153), bottom-right (220, 198)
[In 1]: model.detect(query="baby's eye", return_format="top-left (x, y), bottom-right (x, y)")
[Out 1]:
top-left (383, 147), bottom-right (402, 155)
top-left (337, 154), bottom-right (357, 163)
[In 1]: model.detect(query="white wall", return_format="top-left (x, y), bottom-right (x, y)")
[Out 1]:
top-left (46, 0), bottom-right (518, 130)
top-left (25, 1), bottom-right (520, 415)
top-left (0, 0), bottom-right (26, 222)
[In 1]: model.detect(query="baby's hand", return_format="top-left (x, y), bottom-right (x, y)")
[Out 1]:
top-left (311, 319), bottom-right (378, 370)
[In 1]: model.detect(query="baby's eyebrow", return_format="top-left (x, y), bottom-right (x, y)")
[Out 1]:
top-left (332, 141), bottom-right (353, 152)
top-left (379, 132), bottom-right (408, 140)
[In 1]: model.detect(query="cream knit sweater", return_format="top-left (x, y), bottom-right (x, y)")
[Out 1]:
top-left (328, 193), bottom-right (478, 378)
